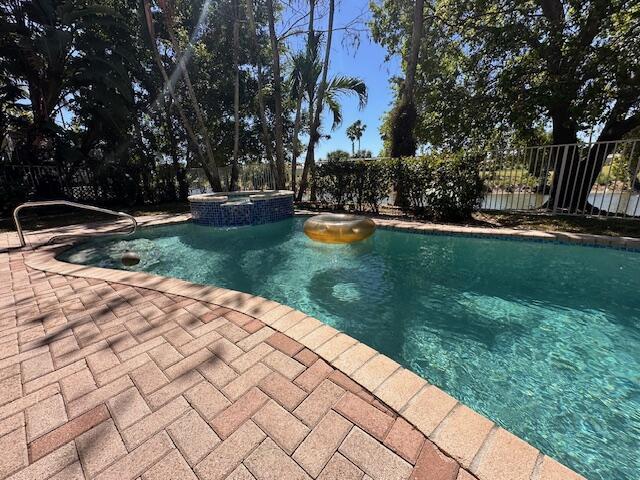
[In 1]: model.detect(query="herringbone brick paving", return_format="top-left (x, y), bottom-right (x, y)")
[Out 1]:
top-left (0, 241), bottom-right (472, 480)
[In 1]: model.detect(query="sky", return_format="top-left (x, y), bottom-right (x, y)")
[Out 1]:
top-left (281, 0), bottom-right (402, 159)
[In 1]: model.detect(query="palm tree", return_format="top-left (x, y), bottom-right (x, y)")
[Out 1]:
top-left (346, 124), bottom-right (357, 154)
top-left (294, 75), bottom-right (367, 201)
top-left (231, 0), bottom-right (241, 190)
top-left (291, 53), bottom-right (367, 190)
top-left (347, 120), bottom-right (367, 155)
top-left (289, 44), bottom-right (320, 193)
top-left (294, 4), bottom-right (368, 201)
top-left (289, 33), bottom-right (368, 195)
top-left (302, 0), bottom-right (334, 202)
top-left (324, 78), bottom-right (368, 131)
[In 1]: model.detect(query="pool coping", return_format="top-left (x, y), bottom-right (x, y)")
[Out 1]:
top-left (188, 190), bottom-right (294, 203)
top-left (297, 210), bottom-right (640, 251)
top-left (16, 212), bottom-right (602, 480)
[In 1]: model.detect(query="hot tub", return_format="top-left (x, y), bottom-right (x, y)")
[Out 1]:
top-left (188, 190), bottom-right (294, 227)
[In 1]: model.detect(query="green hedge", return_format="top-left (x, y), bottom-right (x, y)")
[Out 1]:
top-left (315, 159), bottom-right (391, 213)
top-left (313, 155), bottom-right (484, 220)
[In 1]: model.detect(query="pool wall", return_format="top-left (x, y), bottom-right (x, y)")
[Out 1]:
top-left (189, 190), bottom-right (294, 227)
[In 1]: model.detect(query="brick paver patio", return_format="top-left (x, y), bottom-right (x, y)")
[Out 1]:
top-left (0, 217), bottom-right (588, 480)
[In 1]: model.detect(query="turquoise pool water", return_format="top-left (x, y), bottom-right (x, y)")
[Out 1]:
top-left (61, 218), bottom-right (640, 480)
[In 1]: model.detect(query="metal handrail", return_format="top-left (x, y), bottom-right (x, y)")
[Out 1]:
top-left (13, 200), bottom-right (137, 247)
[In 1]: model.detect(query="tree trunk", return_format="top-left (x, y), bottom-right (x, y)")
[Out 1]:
top-left (266, 0), bottom-right (286, 190)
top-left (547, 109), bottom-right (640, 213)
top-left (404, 0), bottom-right (424, 106)
top-left (231, 0), bottom-right (241, 191)
top-left (162, 96), bottom-right (188, 200)
top-left (291, 93), bottom-right (304, 194)
top-left (391, 0), bottom-right (424, 206)
top-left (297, 0), bottom-right (334, 202)
top-left (295, 0), bottom-right (316, 202)
top-left (142, 0), bottom-right (219, 191)
top-left (244, 0), bottom-right (276, 180)
top-left (157, 0), bottom-right (222, 191)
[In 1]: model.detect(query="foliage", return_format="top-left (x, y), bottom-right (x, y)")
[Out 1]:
top-left (314, 158), bottom-right (390, 213)
top-left (354, 149), bottom-right (372, 158)
top-left (426, 155), bottom-right (485, 220)
top-left (324, 77), bottom-right (368, 130)
top-left (372, 0), bottom-right (640, 211)
top-left (371, 0), bottom-right (640, 150)
top-left (351, 160), bottom-right (390, 212)
top-left (314, 158), bottom-right (356, 209)
top-left (0, 0), bottom-right (295, 212)
top-left (314, 155), bottom-right (483, 219)
top-left (346, 120), bottom-right (367, 154)
top-left (326, 150), bottom-right (351, 162)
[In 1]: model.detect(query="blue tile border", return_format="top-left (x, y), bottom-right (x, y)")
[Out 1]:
top-left (191, 194), bottom-right (294, 227)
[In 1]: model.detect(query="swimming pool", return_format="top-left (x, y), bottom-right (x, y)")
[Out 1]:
top-left (61, 218), bottom-right (640, 480)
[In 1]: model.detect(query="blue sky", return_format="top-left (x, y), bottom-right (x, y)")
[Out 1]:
top-left (282, 0), bottom-right (401, 159)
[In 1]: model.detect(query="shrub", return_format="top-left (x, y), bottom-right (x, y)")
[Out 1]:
top-left (391, 157), bottom-right (433, 210)
top-left (314, 159), bottom-right (391, 212)
top-left (351, 160), bottom-right (391, 213)
top-left (313, 154), bottom-right (483, 220)
top-left (315, 158), bottom-right (356, 208)
top-left (425, 154), bottom-right (484, 220)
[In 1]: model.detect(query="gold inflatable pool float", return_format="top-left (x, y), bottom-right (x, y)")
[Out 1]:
top-left (304, 214), bottom-right (376, 244)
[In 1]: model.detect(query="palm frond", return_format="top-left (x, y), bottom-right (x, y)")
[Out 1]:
top-left (325, 75), bottom-right (368, 110)
top-left (324, 90), bottom-right (342, 129)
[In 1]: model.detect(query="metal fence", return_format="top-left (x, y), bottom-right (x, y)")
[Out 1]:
top-left (478, 138), bottom-right (640, 218)
top-left (303, 140), bottom-right (640, 219)
top-left (0, 164), bottom-right (102, 201)
top-left (5, 139), bottom-right (639, 220)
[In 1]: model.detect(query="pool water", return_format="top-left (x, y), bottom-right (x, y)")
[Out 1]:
top-left (61, 218), bottom-right (640, 480)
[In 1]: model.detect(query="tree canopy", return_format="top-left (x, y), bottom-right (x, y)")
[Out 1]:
top-left (0, 0), bottom-right (369, 211)
top-left (371, 0), bottom-right (640, 150)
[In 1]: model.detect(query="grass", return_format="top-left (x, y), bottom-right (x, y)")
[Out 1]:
top-left (471, 211), bottom-right (640, 237)
top-left (2, 200), bottom-right (639, 239)
top-left (481, 167), bottom-right (539, 188)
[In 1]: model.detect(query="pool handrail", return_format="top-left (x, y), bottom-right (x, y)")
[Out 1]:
top-left (13, 200), bottom-right (137, 247)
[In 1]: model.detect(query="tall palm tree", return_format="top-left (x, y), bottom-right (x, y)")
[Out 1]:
top-left (244, 0), bottom-right (276, 179)
top-left (346, 120), bottom-right (366, 155)
top-left (289, 33), bottom-right (368, 193)
top-left (294, 28), bottom-right (368, 199)
top-left (231, 0), bottom-right (241, 190)
top-left (346, 124), bottom-right (357, 154)
top-left (294, 74), bottom-right (367, 201)
top-left (289, 44), bottom-right (320, 193)
top-left (302, 0), bottom-right (334, 202)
